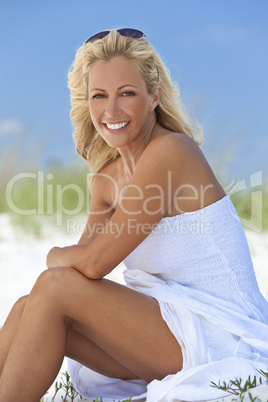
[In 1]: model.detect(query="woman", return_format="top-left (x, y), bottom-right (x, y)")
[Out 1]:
top-left (0, 29), bottom-right (267, 402)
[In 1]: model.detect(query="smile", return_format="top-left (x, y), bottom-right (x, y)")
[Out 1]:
top-left (105, 121), bottom-right (129, 130)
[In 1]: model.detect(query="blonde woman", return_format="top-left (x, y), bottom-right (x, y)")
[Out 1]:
top-left (0, 29), bottom-right (267, 402)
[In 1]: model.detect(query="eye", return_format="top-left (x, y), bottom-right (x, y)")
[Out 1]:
top-left (122, 91), bottom-right (135, 96)
top-left (92, 93), bottom-right (106, 99)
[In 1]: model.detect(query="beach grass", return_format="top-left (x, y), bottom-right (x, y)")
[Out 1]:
top-left (232, 187), bottom-right (268, 232)
top-left (0, 164), bottom-right (89, 213)
top-left (40, 370), bottom-right (132, 401)
top-left (0, 164), bottom-right (89, 236)
top-left (210, 369), bottom-right (268, 401)
top-left (39, 371), bottom-right (132, 401)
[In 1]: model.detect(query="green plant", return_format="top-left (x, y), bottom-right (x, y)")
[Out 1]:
top-left (40, 371), bottom-right (132, 401)
top-left (40, 371), bottom-right (83, 401)
top-left (210, 369), bottom-right (268, 401)
top-left (59, 371), bottom-right (83, 401)
top-left (0, 164), bottom-right (90, 235)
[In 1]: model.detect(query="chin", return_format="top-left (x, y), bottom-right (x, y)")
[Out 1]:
top-left (103, 135), bottom-right (131, 149)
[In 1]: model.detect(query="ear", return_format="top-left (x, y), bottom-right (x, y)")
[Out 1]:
top-left (150, 85), bottom-right (161, 111)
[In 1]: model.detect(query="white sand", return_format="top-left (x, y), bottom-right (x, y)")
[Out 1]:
top-left (0, 213), bottom-right (267, 401)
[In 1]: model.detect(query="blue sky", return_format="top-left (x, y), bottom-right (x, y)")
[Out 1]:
top-left (0, 0), bottom-right (267, 185)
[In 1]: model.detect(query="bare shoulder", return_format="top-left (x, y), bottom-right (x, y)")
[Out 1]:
top-left (139, 132), bottom-right (205, 169)
top-left (138, 132), bottom-right (225, 213)
top-left (132, 131), bottom-right (208, 188)
top-left (151, 131), bottom-right (199, 148)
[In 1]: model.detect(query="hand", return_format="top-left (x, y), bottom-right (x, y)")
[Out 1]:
top-left (46, 246), bottom-right (62, 269)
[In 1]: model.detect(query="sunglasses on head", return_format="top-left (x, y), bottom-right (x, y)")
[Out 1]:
top-left (85, 28), bottom-right (146, 44)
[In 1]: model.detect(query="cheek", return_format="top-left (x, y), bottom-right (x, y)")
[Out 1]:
top-left (134, 100), bottom-right (151, 122)
top-left (130, 100), bottom-right (147, 118)
top-left (88, 103), bottom-right (100, 127)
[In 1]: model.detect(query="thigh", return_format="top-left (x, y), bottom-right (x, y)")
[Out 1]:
top-left (35, 267), bottom-right (183, 382)
top-left (66, 328), bottom-right (141, 380)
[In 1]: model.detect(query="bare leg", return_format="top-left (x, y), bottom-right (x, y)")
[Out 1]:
top-left (0, 296), bottom-right (28, 376)
top-left (0, 267), bottom-right (182, 401)
top-left (66, 328), bottom-right (141, 380)
top-left (0, 296), bottom-right (138, 382)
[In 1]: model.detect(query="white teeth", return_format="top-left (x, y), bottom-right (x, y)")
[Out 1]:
top-left (106, 122), bottom-right (128, 130)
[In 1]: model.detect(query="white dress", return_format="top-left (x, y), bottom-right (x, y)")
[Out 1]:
top-left (68, 195), bottom-right (268, 402)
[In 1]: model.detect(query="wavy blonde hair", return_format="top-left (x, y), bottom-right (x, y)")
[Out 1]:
top-left (68, 30), bottom-right (203, 178)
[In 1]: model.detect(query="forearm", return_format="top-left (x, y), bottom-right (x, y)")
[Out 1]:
top-left (46, 245), bottom-right (101, 279)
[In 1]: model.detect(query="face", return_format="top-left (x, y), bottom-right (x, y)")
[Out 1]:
top-left (87, 56), bottom-right (160, 150)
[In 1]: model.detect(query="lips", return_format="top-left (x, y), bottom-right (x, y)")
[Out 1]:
top-left (105, 121), bottom-right (129, 130)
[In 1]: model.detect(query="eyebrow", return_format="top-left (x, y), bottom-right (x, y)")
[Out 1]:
top-left (118, 84), bottom-right (138, 90)
top-left (90, 84), bottom-right (138, 93)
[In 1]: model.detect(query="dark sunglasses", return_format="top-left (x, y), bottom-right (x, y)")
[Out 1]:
top-left (85, 28), bottom-right (146, 44)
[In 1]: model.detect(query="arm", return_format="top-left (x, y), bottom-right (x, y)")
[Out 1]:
top-left (46, 171), bottom-right (115, 267)
top-left (46, 136), bottom-right (175, 276)
top-left (47, 134), bottom-right (223, 278)
top-left (76, 173), bottom-right (115, 246)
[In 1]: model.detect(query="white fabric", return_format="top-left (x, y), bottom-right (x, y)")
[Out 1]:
top-left (67, 359), bottom-right (147, 401)
top-left (68, 195), bottom-right (268, 401)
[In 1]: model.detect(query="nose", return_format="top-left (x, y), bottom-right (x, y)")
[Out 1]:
top-left (104, 96), bottom-right (121, 117)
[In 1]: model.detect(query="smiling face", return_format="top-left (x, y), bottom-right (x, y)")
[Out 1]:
top-left (87, 56), bottom-right (160, 150)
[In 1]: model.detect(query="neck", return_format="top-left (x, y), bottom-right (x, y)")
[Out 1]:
top-left (118, 118), bottom-right (159, 178)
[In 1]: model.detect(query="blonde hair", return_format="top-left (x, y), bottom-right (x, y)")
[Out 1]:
top-left (68, 30), bottom-right (203, 178)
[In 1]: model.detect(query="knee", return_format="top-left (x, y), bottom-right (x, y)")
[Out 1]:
top-left (11, 295), bottom-right (28, 317)
top-left (31, 267), bottom-right (76, 299)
